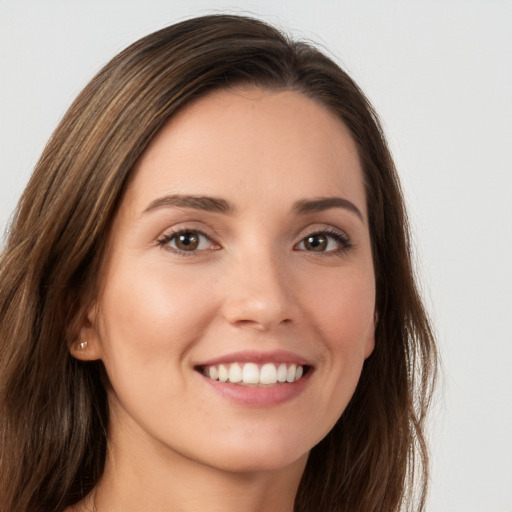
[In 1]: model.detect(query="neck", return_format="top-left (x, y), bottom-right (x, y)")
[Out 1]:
top-left (93, 451), bottom-right (306, 512)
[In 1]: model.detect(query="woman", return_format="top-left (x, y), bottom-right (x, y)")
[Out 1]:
top-left (0, 14), bottom-right (437, 512)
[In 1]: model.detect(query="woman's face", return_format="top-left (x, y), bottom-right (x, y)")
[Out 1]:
top-left (79, 87), bottom-right (376, 474)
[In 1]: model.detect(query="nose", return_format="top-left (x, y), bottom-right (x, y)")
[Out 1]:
top-left (221, 248), bottom-right (295, 331)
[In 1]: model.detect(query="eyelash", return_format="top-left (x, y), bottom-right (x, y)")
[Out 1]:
top-left (157, 228), bottom-right (218, 256)
top-left (157, 227), bottom-right (352, 256)
top-left (294, 228), bottom-right (353, 256)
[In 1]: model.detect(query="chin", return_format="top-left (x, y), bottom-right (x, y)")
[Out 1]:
top-left (211, 449), bottom-right (309, 475)
top-left (192, 432), bottom-right (313, 474)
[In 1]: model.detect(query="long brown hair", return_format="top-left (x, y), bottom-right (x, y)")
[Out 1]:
top-left (0, 14), bottom-right (437, 512)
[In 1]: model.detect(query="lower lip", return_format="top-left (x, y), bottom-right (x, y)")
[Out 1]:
top-left (200, 371), bottom-right (312, 407)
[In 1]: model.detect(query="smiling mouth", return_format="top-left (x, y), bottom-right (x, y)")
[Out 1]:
top-left (197, 362), bottom-right (309, 386)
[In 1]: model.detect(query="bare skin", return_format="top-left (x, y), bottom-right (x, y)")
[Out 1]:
top-left (69, 86), bottom-right (375, 511)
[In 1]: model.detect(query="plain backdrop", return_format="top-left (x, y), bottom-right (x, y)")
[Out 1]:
top-left (1, 1), bottom-right (511, 510)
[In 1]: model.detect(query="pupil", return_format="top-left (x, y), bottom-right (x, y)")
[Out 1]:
top-left (306, 235), bottom-right (327, 252)
top-left (177, 232), bottom-right (199, 250)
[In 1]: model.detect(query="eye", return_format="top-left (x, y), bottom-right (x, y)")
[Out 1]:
top-left (158, 229), bottom-right (218, 254)
top-left (295, 230), bottom-right (351, 254)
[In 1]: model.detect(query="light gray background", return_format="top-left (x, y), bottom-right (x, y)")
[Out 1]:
top-left (1, 1), bottom-right (511, 510)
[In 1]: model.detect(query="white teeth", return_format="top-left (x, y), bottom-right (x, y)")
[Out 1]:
top-left (218, 364), bottom-right (229, 382)
top-left (242, 363), bottom-right (260, 384)
top-left (277, 363), bottom-right (288, 382)
top-left (260, 363), bottom-right (278, 385)
top-left (208, 366), bottom-right (219, 380)
top-left (203, 362), bottom-right (305, 386)
top-left (286, 364), bottom-right (297, 383)
top-left (228, 363), bottom-right (243, 383)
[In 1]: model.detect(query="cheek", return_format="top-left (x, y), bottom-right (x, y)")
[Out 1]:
top-left (289, 268), bottom-right (375, 447)
top-left (94, 262), bottom-right (221, 433)
top-left (306, 267), bottom-right (375, 350)
top-left (96, 261), bottom-right (217, 368)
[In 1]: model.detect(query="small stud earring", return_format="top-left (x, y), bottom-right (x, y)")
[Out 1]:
top-left (77, 341), bottom-right (88, 351)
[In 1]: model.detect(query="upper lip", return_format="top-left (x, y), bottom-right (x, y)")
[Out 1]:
top-left (195, 350), bottom-right (312, 368)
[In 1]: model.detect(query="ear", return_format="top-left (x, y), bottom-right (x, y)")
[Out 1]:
top-left (70, 304), bottom-right (103, 361)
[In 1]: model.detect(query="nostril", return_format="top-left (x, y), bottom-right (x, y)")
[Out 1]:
top-left (223, 305), bottom-right (294, 331)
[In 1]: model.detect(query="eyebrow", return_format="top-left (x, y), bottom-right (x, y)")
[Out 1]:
top-left (143, 194), bottom-right (233, 214)
top-left (293, 197), bottom-right (364, 221)
top-left (142, 194), bottom-right (364, 221)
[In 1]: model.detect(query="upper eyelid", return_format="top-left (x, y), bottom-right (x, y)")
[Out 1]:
top-left (296, 230), bottom-right (351, 246)
top-left (157, 229), bottom-right (220, 257)
top-left (156, 223), bottom-right (352, 247)
top-left (295, 223), bottom-right (350, 240)
top-left (294, 225), bottom-right (353, 250)
top-left (158, 223), bottom-right (220, 241)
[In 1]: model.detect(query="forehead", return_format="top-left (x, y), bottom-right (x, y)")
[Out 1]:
top-left (125, 86), bottom-right (366, 216)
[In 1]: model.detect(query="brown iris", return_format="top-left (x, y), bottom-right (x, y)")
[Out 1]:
top-left (304, 234), bottom-right (327, 252)
top-left (175, 231), bottom-right (200, 251)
